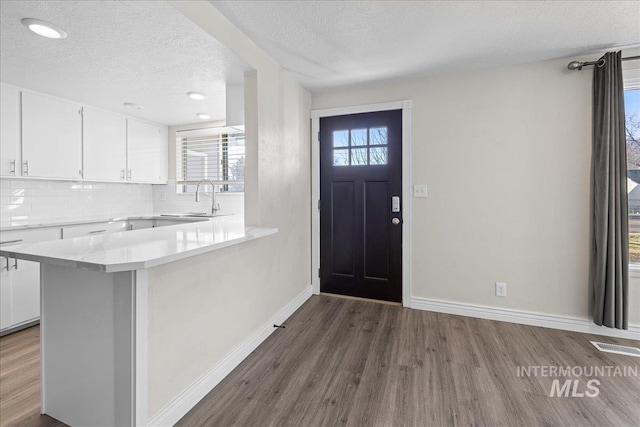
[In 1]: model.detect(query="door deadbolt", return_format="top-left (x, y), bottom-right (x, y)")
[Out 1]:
top-left (392, 196), bottom-right (400, 213)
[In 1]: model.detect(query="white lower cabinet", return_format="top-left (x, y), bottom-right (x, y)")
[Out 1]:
top-left (7, 259), bottom-right (40, 326)
top-left (0, 264), bottom-right (12, 330)
top-left (0, 257), bottom-right (40, 330)
top-left (61, 221), bottom-right (128, 239)
top-left (0, 227), bottom-right (59, 334)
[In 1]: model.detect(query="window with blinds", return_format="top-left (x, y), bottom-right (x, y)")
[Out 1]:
top-left (176, 126), bottom-right (245, 193)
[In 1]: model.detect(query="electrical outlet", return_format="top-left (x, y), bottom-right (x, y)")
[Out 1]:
top-left (495, 282), bottom-right (507, 297)
top-left (159, 191), bottom-right (166, 201)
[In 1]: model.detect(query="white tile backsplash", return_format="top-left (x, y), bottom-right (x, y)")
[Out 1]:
top-left (0, 178), bottom-right (153, 227)
top-left (152, 179), bottom-right (244, 216)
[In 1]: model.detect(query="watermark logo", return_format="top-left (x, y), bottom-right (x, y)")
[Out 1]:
top-left (549, 379), bottom-right (600, 398)
top-left (516, 365), bottom-right (637, 398)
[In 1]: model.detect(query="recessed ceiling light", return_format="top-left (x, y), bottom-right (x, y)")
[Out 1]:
top-left (22, 18), bottom-right (67, 39)
top-left (187, 92), bottom-right (207, 100)
top-left (123, 102), bottom-right (144, 110)
top-left (196, 113), bottom-right (211, 120)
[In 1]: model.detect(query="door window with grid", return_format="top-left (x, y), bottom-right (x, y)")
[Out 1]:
top-left (332, 127), bottom-right (388, 166)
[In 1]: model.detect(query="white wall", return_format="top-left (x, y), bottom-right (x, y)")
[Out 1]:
top-left (313, 56), bottom-right (640, 326)
top-left (149, 1), bottom-right (312, 419)
top-left (0, 178), bottom-right (152, 227)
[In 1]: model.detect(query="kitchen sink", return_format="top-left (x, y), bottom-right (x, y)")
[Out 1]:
top-left (118, 216), bottom-right (209, 232)
top-left (161, 213), bottom-right (233, 218)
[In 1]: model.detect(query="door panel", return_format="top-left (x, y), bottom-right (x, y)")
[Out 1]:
top-left (331, 181), bottom-right (355, 276)
top-left (364, 181), bottom-right (389, 280)
top-left (320, 109), bottom-right (402, 302)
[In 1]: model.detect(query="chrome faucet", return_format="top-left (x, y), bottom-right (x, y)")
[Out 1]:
top-left (195, 180), bottom-right (220, 215)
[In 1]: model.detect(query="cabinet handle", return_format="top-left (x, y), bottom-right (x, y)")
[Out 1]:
top-left (1, 257), bottom-right (7, 271)
top-left (0, 239), bottom-right (23, 245)
top-left (13, 258), bottom-right (17, 270)
top-left (127, 169), bottom-right (132, 180)
top-left (89, 229), bottom-right (106, 234)
top-left (121, 169), bottom-right (125, 180)
top-left (10, 160), bottom-right (16, 175)
top-left (23, 160), bottom-right (29, 176)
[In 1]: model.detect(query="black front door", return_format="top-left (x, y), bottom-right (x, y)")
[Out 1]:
top-left (320, 109), bottom-right (402, 302)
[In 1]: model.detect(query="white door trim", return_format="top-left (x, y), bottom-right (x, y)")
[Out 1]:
top-left (310, 100), bottom-right (412, 307)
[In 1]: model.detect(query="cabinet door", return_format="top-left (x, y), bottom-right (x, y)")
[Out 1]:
top-left (10, 258), bottom-right (40, 325)
top-left (61, 220), bottom-right (127, 238)
top-left (0, 260), bottom-right (12, 330)
top-left (127, 118), bottom-right (167, 183)
top-left (2, 227), bottom-right (61, 244)
top-left (22, 92), bottom-right (82, 179)
top-left (0, 84), bottom-right (21, 176)
top-left (0, 228), bottom-right (59, 332)
top-left (83, 107), bottom-right (127, 181)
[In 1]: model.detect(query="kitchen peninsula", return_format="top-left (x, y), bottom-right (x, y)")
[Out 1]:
top-left (0, 216), bottom-right (277, 426)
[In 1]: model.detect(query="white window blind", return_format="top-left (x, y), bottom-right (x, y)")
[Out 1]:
top-left (176, 126), bottom-right (245, 193)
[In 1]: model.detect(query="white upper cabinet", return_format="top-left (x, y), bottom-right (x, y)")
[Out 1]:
top-left (21, 92), bottom-right (82, 179)
top-left (0, 84), bottom-right (21, 177)
top-left (83, 107), bottom-right (127, 181)
top-left (0, 83), bottom-right (168, 184)
top-left (127, 118), bottom-right (168, 184)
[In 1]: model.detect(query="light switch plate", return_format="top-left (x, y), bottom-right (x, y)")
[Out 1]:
top-left (413, 184), bottom-right (428, 198)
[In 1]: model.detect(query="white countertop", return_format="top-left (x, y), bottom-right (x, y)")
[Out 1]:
top-left (0, 213), bottom-right (156, 231)
top-left (0, 216), bottom-right (277, 273)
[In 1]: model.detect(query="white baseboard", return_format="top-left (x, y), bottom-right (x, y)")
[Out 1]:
top-left (147, 285), bottom-right (313, 427)
top-left (410, 296), bottom-right (640, 341)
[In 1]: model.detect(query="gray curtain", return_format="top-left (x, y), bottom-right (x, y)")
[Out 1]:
top-left (591, 51), bottom-right (628, 329)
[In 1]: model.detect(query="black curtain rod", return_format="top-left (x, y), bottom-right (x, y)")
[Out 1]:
top-left (567, 55), bottom-right (640, 71)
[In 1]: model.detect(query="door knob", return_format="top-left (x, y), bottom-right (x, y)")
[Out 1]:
top-left (392, 218), bottom-right (400, 225)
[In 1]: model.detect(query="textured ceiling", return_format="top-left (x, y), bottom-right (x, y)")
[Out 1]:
top-left (210, 0), bottom-right (640, 92)
top-left (0, 1), bottom-right (252, 126)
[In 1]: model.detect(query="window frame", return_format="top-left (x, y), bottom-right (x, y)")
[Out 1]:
top-left (175, 126), bottom-right (245, 194)
top-left (623, 61), bottom-right (640, 275)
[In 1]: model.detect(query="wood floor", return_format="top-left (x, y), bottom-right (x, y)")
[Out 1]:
top-left (0, 326), bottom-right (64, 427)
top-left (1, 295), bottom-right (639, 426)
top-left (178, 295), bottom-right (640, 427)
